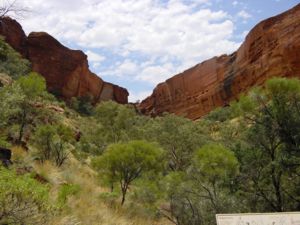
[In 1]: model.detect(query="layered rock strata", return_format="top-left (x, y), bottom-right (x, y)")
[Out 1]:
top-left (0, 17), bottom-right (128, 104)
top-left (139, 4), bottom-right (300, 120)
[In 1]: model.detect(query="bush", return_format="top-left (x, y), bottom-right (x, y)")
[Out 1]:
top-left (0, 167), bottom-right (51, 224)
top-left (32, 124), bottom-right (73, 167)
top-left (70, 95), bottom-right (94, 116)
top-left (0, 36), bottom-right (30, 79)
top-left (92, 140), bottom-right (164, 205)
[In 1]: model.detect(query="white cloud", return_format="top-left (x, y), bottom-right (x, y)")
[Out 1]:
top-left (241, 30), bottom-right (249, 39)
top-left (137, 63), bottom-right (177, 84)
top-left (118, 60), bottom-right (138, 75)
top-left (85, 50), bottom-right (105, 62)
top-left (232, 1), bottom-right (239, 6)
top-left (101, 59), bottom-right (139, 78)
top-left (237, 10), bottom-right (252, 20)
top-left (92, 62), bottom-right (101, 68)
top-left (129, 90), bottom-right (153, 103)
top-left (19, 0), bottom-right (240, 91)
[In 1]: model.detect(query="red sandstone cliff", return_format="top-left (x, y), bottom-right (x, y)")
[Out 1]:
top-left (139, 4), bottom-right (300, 120)
top-left (0, 17), bottom-right (128, 104)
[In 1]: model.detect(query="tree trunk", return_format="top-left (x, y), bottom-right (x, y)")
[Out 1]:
top-left (121, 190), bottom-right (126, 205)
top-left (121, 183), bottom-right (128, 205)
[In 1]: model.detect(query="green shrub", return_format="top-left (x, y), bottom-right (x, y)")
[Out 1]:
top-left (0, 167), bottom-right (51, 224)
top-left (70, 95), bottom-right (94, 116)
top-left (57, 183), bottom-right (81, 207)
top-left (0, 36), bottom-right (30, 79)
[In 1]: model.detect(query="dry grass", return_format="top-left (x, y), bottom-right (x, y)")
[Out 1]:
top-left (30, 151), bottom-right (171, 225)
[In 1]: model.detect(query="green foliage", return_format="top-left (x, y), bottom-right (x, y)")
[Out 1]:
top-left (92, 140), bottom-right (164, 205)
top-left (131, 179), bottom-right (164, 206)
top-left (1, 65), bottom-right (300, 225)
top-left (0, 136), bottom-right (10, 148)
top-left (0, 37), bottom-right (30, 79)
top-left (75, 117), bottom-right (106, 156)
top-left (77, 101), bottom-right (139, 155)
top-left (94, 100), bottom-right (137, 142)
top-left (32, 124), bottom-right (73, 167)
top-left (16, 72), bottom-right (47, 98)
top-left (0, 83), bottom-right (24, 129)
top-left (70, 94), bottom-right (94, 116)
top-left (0, 167), bottom-right (51, 224)
top-left (2, 73), bottom-right (50, 143)
top-left (57, 184), bottom-right (81, 207)
top-left (149, 114), bottom-right (209, 171)
top-left (205, 106), bottom-right (233, 122)
top-left (193, 144), bottom-right (239, 183)
top-left (162, 145), bottom-right (239, 225)
top-left (235, 77), bottom-right (300, 212)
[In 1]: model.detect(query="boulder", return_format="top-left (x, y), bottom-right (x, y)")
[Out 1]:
top-left (0, 17), bottom-right (27, 56)
top-left (0, 147), bottom-right (12, 167)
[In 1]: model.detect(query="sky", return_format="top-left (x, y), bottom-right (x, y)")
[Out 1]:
top-left (13, 0), bottom-right (299, 102)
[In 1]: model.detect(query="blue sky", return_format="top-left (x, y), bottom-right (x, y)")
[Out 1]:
top-left (19, 0), bottom-right (299, 102)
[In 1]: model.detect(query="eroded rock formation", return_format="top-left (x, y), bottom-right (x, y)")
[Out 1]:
top-left (0, 17), bottom-right (128, 104)
top-left (139, 4), bottom-right (300, 120)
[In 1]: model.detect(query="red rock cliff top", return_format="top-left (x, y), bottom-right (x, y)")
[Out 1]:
top-left (138, 3), bottom-right (300, 120)
top-left (0, 17), bottom-right (128, 104)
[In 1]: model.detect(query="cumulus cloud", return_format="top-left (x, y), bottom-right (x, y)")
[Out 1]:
top-left (237, 10), bottom-right (252, 20)
top-left (85, 50), bottom-right (105, 62)
top-left (232, 1), bottom-right (239, 6)
top-left (129, 90), bottom-right (153, 103)
top-left (19, 0), bottom-right (240, 94)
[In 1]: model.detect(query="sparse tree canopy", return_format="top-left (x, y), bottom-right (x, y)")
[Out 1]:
top-left (32, 124), bottom-right (73, 167)
top-left (92, 140), bottom-right (164, 205)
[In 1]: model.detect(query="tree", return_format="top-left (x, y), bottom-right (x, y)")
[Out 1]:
top-left (77, 101), bottom-right (138, 156)
top-left (163, 144), bottom-right (239, 225)
top-left (70, 94), bottom-right (94, 116)
top-left (192, 144), bottom-right (239, 213)
top-left (234, 77), bottom-right (300, 211)
top-left (0, 0), bottom-right (29, 18)
top-left (161, 172), bottom-right (203, 225)
top-left (92, 140), bottom-right (163, 205)
top-left (149, 114), bottom-right (209, 171)
top-left (0, 82), bottom-right (24, 129)
top-left (0, 167), bottom-right (51, 224)
top-left (94, 101), bottom-right (137, 143)
top-left (0, 37), bottom-right (30, 79)
top-left (32, 124), bottom-right (73, 167)
top-left (14, 72), bottom-right (47, 143)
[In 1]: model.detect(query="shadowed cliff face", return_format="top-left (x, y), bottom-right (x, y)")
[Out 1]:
top-left (0, 17), bottom-right (128, 104)
top-left (139, 4), bottom-right (300, 120)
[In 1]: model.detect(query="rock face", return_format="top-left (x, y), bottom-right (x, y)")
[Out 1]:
top-left (0, 17), bottom-right (128, 104)
top-left (0, 17), bottom-right (27, 55)
top-left (139, 4), bottom-right (300, 120)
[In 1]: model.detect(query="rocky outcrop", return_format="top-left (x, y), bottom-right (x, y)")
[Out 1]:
top-left (139, 4), bottom-right (300, 120)
top-left (0, 17), bottom-right (128, 104)
top-left (0, 17), bottom-right (27, 55)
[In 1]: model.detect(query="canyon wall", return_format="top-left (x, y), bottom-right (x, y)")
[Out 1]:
top-left (0, 17), bottom-right (128, 104)
top-left (139, 4), bottom-right (300, 120)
